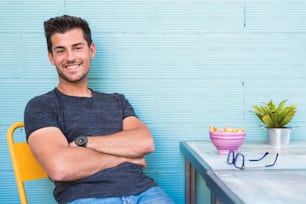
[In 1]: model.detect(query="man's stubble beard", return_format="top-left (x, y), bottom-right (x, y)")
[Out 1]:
top-left (56, 66), bottom-right (89, 83)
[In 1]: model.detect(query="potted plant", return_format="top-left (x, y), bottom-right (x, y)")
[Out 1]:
top-left (252, 99), bottom-right (297, 146)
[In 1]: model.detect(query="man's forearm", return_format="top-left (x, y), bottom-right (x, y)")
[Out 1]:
top-left (49, 146), bottom-right (146, 182)
top-left (85, 128), bottom-right (154, 158)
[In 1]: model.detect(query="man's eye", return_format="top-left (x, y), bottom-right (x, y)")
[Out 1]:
top-left (75, 46), bottom-right (83, 50)
top-left (55, 50), bottom-right (64, 54)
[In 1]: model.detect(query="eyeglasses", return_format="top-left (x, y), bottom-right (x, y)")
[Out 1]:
top-left (227, 150), bottom-right (279, 169)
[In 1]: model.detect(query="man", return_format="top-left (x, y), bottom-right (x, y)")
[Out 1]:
top-left (24, 15), bottom-right (174, 204)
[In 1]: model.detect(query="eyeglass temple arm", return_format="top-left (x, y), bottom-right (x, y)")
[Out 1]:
top-left (249, 152), bottom-right (269, 162)
top-left (265, 153), bottom-right (279, 167)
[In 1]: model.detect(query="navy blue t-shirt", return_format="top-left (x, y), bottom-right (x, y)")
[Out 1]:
top-left (24, 88), bottom-right (157, 204)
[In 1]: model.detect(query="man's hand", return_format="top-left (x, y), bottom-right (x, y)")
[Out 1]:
top-left (127, 157), bottom-right (147, 168)
top-left (69, 140), bottom-right (78, 147)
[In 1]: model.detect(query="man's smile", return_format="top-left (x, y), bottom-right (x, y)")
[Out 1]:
top-left (64, 63), bottom-right (82, 71)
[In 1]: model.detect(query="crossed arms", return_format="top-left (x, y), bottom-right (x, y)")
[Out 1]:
top-left (28, 116), bottom-right (154, 182)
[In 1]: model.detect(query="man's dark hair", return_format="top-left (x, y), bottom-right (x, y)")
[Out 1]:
top-left (44, 15), bottom-right (92, 53)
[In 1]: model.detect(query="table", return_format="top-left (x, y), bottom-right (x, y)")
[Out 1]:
top-left (180, 141), bottom-right (306, 204)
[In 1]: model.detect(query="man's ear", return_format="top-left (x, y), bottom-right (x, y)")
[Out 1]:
top-left (90, 43), bottom-right (96, 59)
top-left (48, 52), bottom-right (55, 65)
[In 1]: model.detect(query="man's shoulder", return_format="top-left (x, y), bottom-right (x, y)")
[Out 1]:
top-left (94, 91), bottom-right (126, 100)
top-left (94, 90), bottom-right (122, 97)
top-left (26, 89), bottom-right (57, 107)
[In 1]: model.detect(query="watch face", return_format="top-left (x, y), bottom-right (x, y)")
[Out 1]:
top-left (75, 136), bottom-right (87, 147)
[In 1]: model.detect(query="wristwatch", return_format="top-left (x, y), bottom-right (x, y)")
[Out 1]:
top-left (74, 136), bottom-right (88, 147)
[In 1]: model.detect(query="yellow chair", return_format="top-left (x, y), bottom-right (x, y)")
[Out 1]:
top-left (7, 121), bottom-right (54, 204)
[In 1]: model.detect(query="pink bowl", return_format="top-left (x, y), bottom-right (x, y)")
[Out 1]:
top-left (209, 131), bottom-right (246, 154)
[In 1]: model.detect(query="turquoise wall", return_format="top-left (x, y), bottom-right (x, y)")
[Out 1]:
top-left (1, 0), bottom-right (306, 203)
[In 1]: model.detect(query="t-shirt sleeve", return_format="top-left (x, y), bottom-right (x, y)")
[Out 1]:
top-left (24, 95), bottom-right (60, 140)
top-left (118, 93), bottom-right (137, 119)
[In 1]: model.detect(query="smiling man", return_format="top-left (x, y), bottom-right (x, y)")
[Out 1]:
top-left (24, 15), bottom-right (174, 204)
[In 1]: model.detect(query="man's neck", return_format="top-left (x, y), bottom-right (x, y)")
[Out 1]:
top-left (57, 84), bottom-right (92, 97)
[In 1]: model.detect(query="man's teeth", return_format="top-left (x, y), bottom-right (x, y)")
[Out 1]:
top-left (67, 64), bottom-right (79, 69)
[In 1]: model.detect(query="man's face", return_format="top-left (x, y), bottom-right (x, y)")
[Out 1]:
top-left (48, 28), bottom-right (96, 83)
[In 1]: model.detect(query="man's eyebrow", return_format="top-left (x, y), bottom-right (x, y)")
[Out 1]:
top-left (54, 45), bottom-right (65, 50)
top-left (72, 42), bottom-right (86, 47)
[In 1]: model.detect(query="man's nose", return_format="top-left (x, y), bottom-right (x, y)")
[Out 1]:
top-left (66, 50), bottom-right (76, 61)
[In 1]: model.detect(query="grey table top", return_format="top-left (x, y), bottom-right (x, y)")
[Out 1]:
top-left (180, 141), bottom-right (306, 204)
top-left (182, 141), bottom-right (306, 170)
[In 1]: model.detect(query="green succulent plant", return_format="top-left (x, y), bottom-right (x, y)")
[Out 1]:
top-left (252, 99), bottom-right (296, 128)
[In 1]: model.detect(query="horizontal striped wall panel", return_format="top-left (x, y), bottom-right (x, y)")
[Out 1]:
top-left (2, 1), bottom-right (306, 203)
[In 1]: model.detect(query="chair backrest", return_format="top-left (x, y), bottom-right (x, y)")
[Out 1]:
top-left (7, 121), bottom-right (50, 204)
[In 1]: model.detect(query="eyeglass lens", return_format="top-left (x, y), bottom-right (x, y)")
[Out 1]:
top-left (234, 153), bottom-right (245, 169)
top-left (226, 150), bottom-right (235, 164)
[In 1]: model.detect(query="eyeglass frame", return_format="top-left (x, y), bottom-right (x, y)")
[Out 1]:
top-left (226, 150), bottom-right (279, 170)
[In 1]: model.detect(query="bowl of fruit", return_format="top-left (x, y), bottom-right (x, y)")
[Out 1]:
top-left (209, 126), bottom-right (246, 154)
